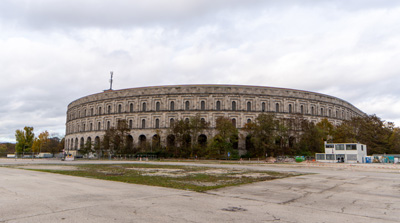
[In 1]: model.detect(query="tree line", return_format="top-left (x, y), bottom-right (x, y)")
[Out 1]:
top-left (87, 113), bottom-right (400, 159)
top-left (14, 127), bottom-right (64, 157)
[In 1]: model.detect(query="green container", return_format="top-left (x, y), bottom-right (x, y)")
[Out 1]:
top-left (295, 156), bottom-right (304, 162)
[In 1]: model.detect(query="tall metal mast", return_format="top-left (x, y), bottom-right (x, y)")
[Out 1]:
top-left (109, 71), bottom-right (113, 90)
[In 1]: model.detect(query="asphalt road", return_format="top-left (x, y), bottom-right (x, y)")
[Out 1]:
top-left (1, 159), bottom-right (399, 222)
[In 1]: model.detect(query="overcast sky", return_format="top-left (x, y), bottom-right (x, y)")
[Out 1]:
top-left (1, 0), bottom-right (400, 142)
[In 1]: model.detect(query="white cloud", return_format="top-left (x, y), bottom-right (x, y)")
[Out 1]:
top-left (1, 0), bottom-right (400, 142)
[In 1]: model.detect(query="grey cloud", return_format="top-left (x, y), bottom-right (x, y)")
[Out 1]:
top-left (1, 0), bottom-right (400, 142)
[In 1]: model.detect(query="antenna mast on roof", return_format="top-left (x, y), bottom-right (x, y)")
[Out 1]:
top-left (109, 71), bottom-right (113, 90)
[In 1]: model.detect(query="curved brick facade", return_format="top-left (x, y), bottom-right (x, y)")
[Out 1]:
top-left (65, 85), bottom-right (364, 153)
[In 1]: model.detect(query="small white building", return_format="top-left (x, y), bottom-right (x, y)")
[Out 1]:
top-left (316, 142), bottom-right (367, 163)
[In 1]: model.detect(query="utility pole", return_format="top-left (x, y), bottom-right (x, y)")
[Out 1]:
top-left (109, 71), bottom-right (113, 90)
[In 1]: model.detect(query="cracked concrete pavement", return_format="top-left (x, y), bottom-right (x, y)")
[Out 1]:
top-left (1, 159), bottom-right (399, 222)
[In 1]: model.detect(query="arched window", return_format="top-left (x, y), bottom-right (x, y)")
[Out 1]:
top-left (83, 124), bottom-right (85, 132)
top-left (201, 118), bottom-right (205, 124)
top-left (276, 103), bottom-right (279, 112)
top-left (185, 118), bottom-right (189, 123)
top-left (247, 119), bottom-right (252, 124)
top-left (201, 101), bottom-right (205, 110)
top-left (336, 110), bottom-right (338, 117)
top-left (301, 105), bottom-right (304, 114)
top-left (129, 120), bottom-right (133, 129)
top-left (156, 102), bottom-right (160, 111)
top-left (247, 102), bottom-right (251, 111)
top-left (232, 118), bottom-right (236, 128)
top-left (90, 108), bottom-right (94, 116)
top-left (130, 103), bottom-right (134, 112)
top-left (232, 101), bottom-right (236, 111)
top-left (89, 123), bottom-right (92, 131)
top-left (216, 101), bottom-right (221, 111)
top-left (83, 109), bottom-right (86, 117)
top-left (98, 107), bottom-right (102, 115)
top-left (170, 101), bottom-right (175, 111)
top-left (155, 119), bottom-right (160, 128)
top-left (185, 101), bottom-right (190, 110)
top-left (98, 122), bottom-right (101, 130)
top-left (142, 119), bottom-right (146, 129)
top-left (329, 109), bottom-right (332, 117)
top-left (311, 106), bottom-right (314, 115)
top-left (289, 104), bottom-right (292, 113)
top-left (170, 118), bottom-right (174, 126)
top-left (142, 102), bottom-right (146, 111)
top-left (118, 104), bottom-right (122, 113)
top-left (108, 105), bottom-right (111, 114)
top-left (321, 108), bottom-right (324, 116)
top-left (262, 102), bottom-right (266, 112)
top-left (107, 121), bottom-right (110, 130)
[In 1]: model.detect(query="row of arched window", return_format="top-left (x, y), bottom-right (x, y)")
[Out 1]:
top-left (69, 100), bottom-right (353, 122)
top-left (67, 116), bottom-right (257, 134)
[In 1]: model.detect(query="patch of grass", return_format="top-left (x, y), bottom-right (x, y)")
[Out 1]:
top-left (31, 164), bottom-right (299, 192)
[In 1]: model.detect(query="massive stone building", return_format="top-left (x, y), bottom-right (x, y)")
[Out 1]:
top-left (65, 85), bottom-right (364, 154)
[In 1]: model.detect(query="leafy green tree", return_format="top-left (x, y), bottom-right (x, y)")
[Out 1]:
top-left (333, 115), bottom-right (392, 154)
top-left (207, 117), bottom-right (238, 159)
top-left (316, 118), bottom-right (335, 142)
top-left (0, 144), bottom-right (7, 157)
top-left (32, 131), bottom-right (50, 154)
top-left (244, 113), bottom-right (277, 157)
top-left (297, 120), bottom-right (324, 156)
top-left (102, 120), bottom-right (130, 156)
top-left (188, 114), bottom-right (210, 157)
top-left (389, 128), bottom-right (400, 154)
top-left (45, 137), bottom-right (62, 156)
top-left (80, 140), bottom-right (94, 157)
top-left (15, 126), bottom-right (35, 156)
top-left (332, 121), bottom-right (356, 143)
top-left (169, 119), bottom-right (191, 157)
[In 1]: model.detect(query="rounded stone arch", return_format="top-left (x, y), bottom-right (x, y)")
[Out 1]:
top-left (126, 135), bottom-right (134, 153)
top-left (216, 101), bottom-right (221, 110)
top-left (156, 101), bottom-right (161, 111)
top-left (80, 137), bottom-right (84, 150)
top-left (185, 101), bottom-right (190, 110)
top-left (94, 136), bottom-right (101, 150)
top-left (86, 137), bottom-right (92, 149)
top-left (142, 102), bottom-right (146, 111)
top-left (200, 101), bottom-right (205, 110)
top-left (139, 135), bottom-right (147, 150)
top-left (198, 134), bottom-right (207, 148)
top-left (245, 135), bottom-right (254, 151)
top-left (231, 118), bottom-right (237, 128)
top-left (118, 104), bottom-right (122, 113)
top-left (141, 119), bottom-right (146, 129)
top-left (152, 134), bottom-right (161, 149)
top-left (167, 134), bottom-right (175, 148)
top-left (247, 101), bottom-right (252, 111)
top-left (75, 138), bottom-right (78, 150)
